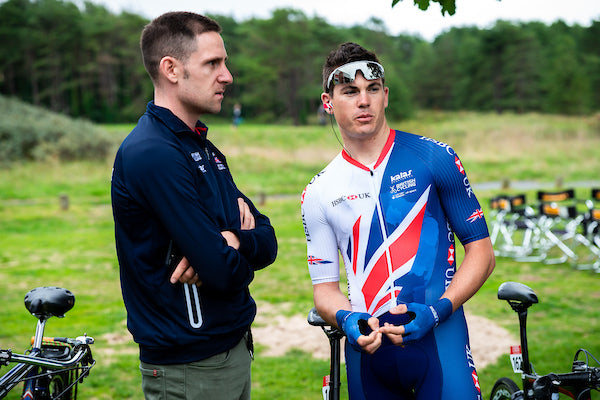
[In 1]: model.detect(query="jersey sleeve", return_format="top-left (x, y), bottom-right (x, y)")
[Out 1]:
top-left (433, 148), bottom-right (489, 245)
top-left (301, 182), bottom-right (341, 285)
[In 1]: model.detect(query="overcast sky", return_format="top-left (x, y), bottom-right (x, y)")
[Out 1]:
top-left (78, 0), bottom-right (600, 41)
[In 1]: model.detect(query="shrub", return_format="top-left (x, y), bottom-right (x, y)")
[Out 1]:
top-left (0, 95), bottom-right (114, 166)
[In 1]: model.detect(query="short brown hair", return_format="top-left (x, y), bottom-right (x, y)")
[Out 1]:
top-left (322, 42), bottom-right (382, 93)
top-left (141, 12), bottom-right (222, 83)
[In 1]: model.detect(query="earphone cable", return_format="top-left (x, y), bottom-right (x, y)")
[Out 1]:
top-left (329, 113), bottom-right (352, 159)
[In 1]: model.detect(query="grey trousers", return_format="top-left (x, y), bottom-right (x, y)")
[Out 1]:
top-left (140, 337), bottom-right (251, 400)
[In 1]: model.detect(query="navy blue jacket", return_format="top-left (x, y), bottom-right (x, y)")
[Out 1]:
top-left (111, 102), bottom-right (277, 364)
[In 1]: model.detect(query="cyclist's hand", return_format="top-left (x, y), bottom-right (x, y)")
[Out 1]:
top-left (238, 198), bottom-right (255, 230)
top-left (170, 257), bottom-right (202, 286)
top-left (393, 298), bottom-right (453, 343)
top-left (378, 318), bottom-right (405, 345)
top-left (356, 318), bottom-right (382, 354)
top-left (336, 310), bottom-right (381, 353)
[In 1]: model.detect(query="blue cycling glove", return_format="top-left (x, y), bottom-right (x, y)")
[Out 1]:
top-left (402, 298), bottom-right (453, 343)
top-left (335, 310), bottom-right (373, 351)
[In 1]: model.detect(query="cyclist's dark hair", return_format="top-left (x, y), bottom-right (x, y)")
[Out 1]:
top-left (322, 42), bottom-right (383, 93)
top-left (141, 12), bottom-right (222, 83)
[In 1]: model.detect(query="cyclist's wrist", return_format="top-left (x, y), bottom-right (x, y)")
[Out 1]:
top-left (335, 309), bottom-right (352, 331)
top-left (430, 298), bottom-right (453, 327)
top-left (335, 310), bottom-right (372, 350)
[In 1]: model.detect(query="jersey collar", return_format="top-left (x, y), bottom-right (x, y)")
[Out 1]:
top-left (342, 128), bottom-right (395, 171)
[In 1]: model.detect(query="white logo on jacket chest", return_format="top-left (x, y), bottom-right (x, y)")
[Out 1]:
top-left (390, 170), bottom-right (417, 199)
top-left (391, 170), bottom-right (412, 182)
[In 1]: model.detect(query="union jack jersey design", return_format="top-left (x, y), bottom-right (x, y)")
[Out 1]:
top-left (307, 255), bottom-right (333, 265)
top-left (467, 208), bottom-right (485, 223)
top-left (301, 129), bottom-right (489, 317)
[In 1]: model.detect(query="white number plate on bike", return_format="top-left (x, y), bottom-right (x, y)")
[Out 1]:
top-left (510, 345), bottom-right (523, 373)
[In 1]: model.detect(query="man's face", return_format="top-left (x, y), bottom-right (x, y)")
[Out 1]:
top-left (324, 72), bottom-right (388, 141)
top-left (177, 31), bottom-right (233, 115)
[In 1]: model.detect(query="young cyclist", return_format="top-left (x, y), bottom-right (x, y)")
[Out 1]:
top-left (301, 42), bottom-right (495, 399)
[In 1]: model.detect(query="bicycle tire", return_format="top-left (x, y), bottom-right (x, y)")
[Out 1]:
top-left (490, 377), bottom-right (520, 400)
top-left (21, 368), bottom-right (75, 400)
top-left (47, 370), bottom-right (73, 400)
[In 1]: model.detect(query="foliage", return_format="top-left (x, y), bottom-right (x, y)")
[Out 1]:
top-left (0, 95), bottom-right (114, 166)
top-left (0, 0), bottom-right (151, 123)
top-left (0, 0), bottom-right (598, 125)
top-left (392, 0), bottom-right (457, 15)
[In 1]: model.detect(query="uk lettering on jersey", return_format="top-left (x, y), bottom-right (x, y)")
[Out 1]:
top-left (301, 129), bottom-right (489, 317)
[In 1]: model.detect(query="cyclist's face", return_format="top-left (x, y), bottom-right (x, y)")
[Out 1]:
top-left (323, 72), bottom-right (388, 141)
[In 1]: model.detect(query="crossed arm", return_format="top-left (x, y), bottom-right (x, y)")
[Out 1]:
top-left (170, 198), bottom-right (256, 285)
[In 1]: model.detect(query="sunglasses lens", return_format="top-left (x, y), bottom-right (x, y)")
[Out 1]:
top-left (332, 70), bottom-right (353, 85)
top-left (327, 61), bottom-right (384, 89)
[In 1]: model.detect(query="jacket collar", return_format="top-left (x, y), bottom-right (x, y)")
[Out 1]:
top-left (146, 101), bottom-right (209, 140)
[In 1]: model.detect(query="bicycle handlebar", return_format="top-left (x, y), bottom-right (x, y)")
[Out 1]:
top-left (532, 368), bottom-right (600, 399)
top-left (4, 344), bottom-right (93, 370)
top-left (0, 343), bottom-right (95, 399)
top-left (1, 333), bottom-right (94, 369)
top-left (31, 336), bottom-right (94, 346)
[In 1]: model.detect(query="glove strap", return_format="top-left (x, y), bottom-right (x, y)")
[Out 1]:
top-left (429, 305), bottom-right (441, 326)
top-left (431, 298), bottom-right (453, 327)
top-left (335, 310), bottom-right (352, 332)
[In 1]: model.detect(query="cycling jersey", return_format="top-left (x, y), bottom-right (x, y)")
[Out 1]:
top-left (301, 129), bottom-right (487, 399)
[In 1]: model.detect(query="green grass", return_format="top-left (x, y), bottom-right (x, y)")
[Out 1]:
top-left (1, 111), bottom-right (600, 399)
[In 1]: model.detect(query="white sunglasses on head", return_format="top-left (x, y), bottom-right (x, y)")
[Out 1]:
top-left (326, 60), bottom-right (385, 91)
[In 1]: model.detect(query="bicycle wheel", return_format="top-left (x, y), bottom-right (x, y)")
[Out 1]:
top-left (47, 371), bottom-right (70, 399)
top-left (48, 374), bottom-right (69, 399)
top-left (24, 369), bottom-right (74, 400)
top-left (490, 377), bottom-right (520, 400)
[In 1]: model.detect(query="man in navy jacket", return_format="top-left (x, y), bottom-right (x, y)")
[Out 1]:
top-left (111, 12), bottom-right (277, 399)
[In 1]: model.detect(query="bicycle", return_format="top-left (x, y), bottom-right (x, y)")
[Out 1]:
top-left (490, 281), bottom-right (600, 400)
top-left (307, 307), bottom-right (344, 400)
top-left (0, 287), bottom-right (95, 400)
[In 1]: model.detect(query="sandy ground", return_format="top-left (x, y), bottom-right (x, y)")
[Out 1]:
top-left (253, 302), bottom-right (515, 369)
top-left (100, 302), bottom-right (515, 371)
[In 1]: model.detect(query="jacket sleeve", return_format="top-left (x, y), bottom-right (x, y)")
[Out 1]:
top-left (213, 146), bottom-right (277, 270)
top-left (125, 139), bottom-right (254, 294)
top-left (233, 192), bottom-right (278, 270)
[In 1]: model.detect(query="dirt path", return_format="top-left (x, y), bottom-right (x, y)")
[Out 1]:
top-left (253, 302), bottom-right (515, 369)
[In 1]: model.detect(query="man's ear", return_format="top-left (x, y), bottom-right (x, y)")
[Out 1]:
top-left (158, 56), bottom-right (180, 84)
top-left (384, 86), bottom-right (389, 109)
top-left (321, 92), bottom-right (333, 114)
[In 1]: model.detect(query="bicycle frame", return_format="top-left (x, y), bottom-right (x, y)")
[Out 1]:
top-left (494, 281), bottom-right (600, 400)
top-left (0, 287), bottom-right (95, 400)
top-left (500, 281), bottom-right (538, 396)
top-left (307, 307), bottom-right (344, 400)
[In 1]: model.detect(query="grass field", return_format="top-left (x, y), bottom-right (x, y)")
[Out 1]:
top-left (1, 111), bottom-right (599, 399)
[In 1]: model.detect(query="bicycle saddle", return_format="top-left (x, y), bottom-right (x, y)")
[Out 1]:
top-left (24, 287), bottom-right (75, 319)
top-left (307, 307), bottom-right (327, 326)
top-left (497, 281), bottom-right (538, 307)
